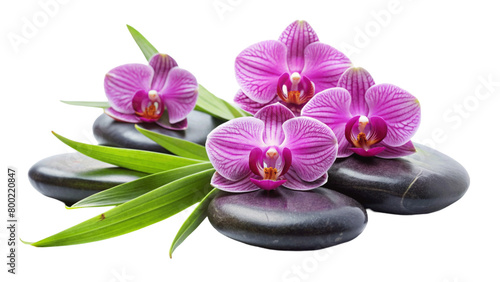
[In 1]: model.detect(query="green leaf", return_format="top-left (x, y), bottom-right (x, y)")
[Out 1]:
top-left (127, 25), bottom-right (158, 61)
top-left (52, 132), bottom-right (205, 174)
top-left (222, 99), bottom-right (252, 117)
top-left (28, 169), bottom-right (215, 247)
top-left (169, 188), bottom-right (219, 258)
top-left (61, 101), bottom-right (110, 109)
top-left (195, 85), bottom-right (250, 121)
top-left (72, 162), bottom-right (214, 208)
top-left (135, 125), bottom-right (209, 161)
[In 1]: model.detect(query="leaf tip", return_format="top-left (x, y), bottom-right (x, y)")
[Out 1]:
top-left (20, 238), bottom-right (35, 246)
top-left (169, 245), bottom-right (176, 259)
top-left (51, 131), bottom-right (63, 140)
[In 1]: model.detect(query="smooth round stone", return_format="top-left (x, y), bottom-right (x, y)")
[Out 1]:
top-left (208, 188), bottom-right (367, 251)
top-left (29, 153), bottom-right (146, 206)
top-left (93, 110), bottom-right (223, 153)
top-left (325, 143), bottom-right (469, 215)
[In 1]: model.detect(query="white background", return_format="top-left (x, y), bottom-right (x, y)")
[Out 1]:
top-left (1, 0), bottom-right (499, 281)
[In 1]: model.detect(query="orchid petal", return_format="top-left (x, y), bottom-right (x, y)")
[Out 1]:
top-left (375, 140), bottom-right (417, 159)
top-left (104, 64), bottom-right (153, 113)
top-left (155, 116), bottom-right (188, 131)
top-left (234, 89), bottom-right (278, 115)
top-left (206, 117), bottom-right (265, 181)
top-left (104, 107), bottom-right (141, 123)
top-left (350, 147), bottom-right (386, 157)
top-left (336, 142), bottom-right (354, 158)
top-left (149, 53), bottom-right (178, 91)
top-left (366, 84), bottom-right (421, 146)
top-left (278, 20), bottom-right (319, 73)
top-left (211, 172), bottom-right (259, 193)
top-left (160, 67), bottom-right (198, 124)
top-left (337, 67), bottom-right (375, 115)
top-left (301, 42), bottom-right (352, 93)
top-left (301, 88), bottom-right (353, 158)
top-left (235, 40), bottom-right (288, 103)
top-left (254, 103), bottom-right (295, 145)
top-left (282, 168), bottom-right (327, 191)
top-left (250, 178), bottom-right (287, 191)
top-left (281, 117), bottom-right (338, 182)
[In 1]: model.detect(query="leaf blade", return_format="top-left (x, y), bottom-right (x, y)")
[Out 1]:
top-left (222, 99), bottom-right (252, 118)
top-left (61, 101), bottom-right (110, 109)
top-left (72, 162), bottom-right (213, 208)
top-left (127, 25), bottom-right (158, 61)
top-left (135, 125), bottom-right (209, 161)
top-left (52, 132), bottom-right (205, 174)
top-left (195, 85), bottom-right (238, 121)
top-left (169, 188), bottom-right (219, 258)
top-left (29, 169), bottom-right (215, 247)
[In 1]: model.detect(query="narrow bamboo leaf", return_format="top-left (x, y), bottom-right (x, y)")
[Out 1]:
top-left (52, 132), bottom-right (205, 174)
top-left (61, 100), bottom-right (110, 109)
top-left (127, 25), bottom-right (158, 61)
top-left (29, 169), bottom-right (215, 247)
top-left (169, 188), bottom-right (219, 258)
top-left (71, 163), bottom-right (213, 208)
top-left (195, 85), bottom-right (237, 121)
top-left (135, 125), bottom-right (209, 161)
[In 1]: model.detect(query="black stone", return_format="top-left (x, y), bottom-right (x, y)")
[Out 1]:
top-left (207, 188), bottom-right (367, 251)
top-left (325, 144), bottom-right (469, 215)
top-left (93, 110), bottom-right (223, 153)
top-left (28, 153), bottom-right (146, 206)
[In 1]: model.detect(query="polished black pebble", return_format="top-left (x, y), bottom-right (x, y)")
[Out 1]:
top-left (207, 187), bottom-right (367, 251)
top-left (28, 153), bottom-right (146, 206)
top-left (93, 110), bottom-right (223, 153)
top-left (325, 144), bottom-right (469, 215)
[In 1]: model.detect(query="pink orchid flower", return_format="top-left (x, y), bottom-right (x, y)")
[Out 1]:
top-left (234, 20), bottom-right (352, 116)
top-left (302, 67), bottom-right (420, 158)
top-left (206, 103), bottom-right (338, 192)
top-left (104, 53), bottom-right (198, 130)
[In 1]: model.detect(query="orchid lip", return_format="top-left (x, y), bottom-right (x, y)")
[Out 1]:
top-left (132, 90), bottom-right (165, 122)
top-left (345, 115), bottom-right (388, 154)
top-left (350, 147), bottom-right (386, 157)
top-left (250, 178), bottom-right (287, 191)
top-left (248, 146), bottom-right (292, 190)
top-left (276, 72), bottom-right (315, 106)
